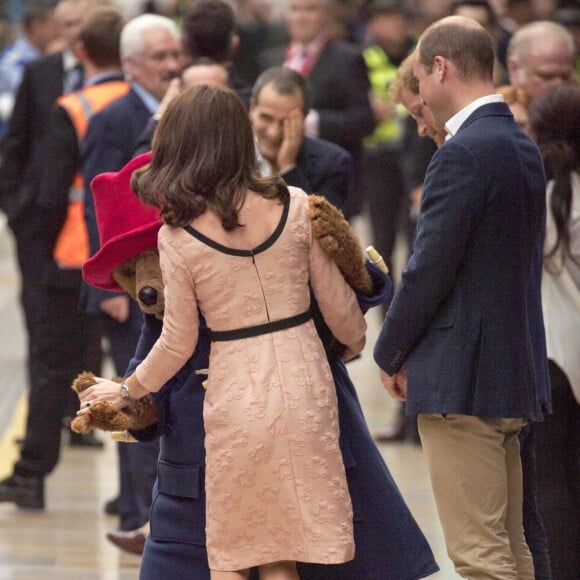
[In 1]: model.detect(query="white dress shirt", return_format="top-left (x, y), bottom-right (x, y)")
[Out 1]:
top-left (445, 94), bottom-right (504, 140)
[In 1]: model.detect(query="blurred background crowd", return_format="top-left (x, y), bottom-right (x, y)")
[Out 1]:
top-left (0, 0), bottom-right (578, 577)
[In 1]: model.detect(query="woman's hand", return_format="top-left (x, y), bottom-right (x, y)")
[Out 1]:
top-left (76, 377), bottom-right (130, 417)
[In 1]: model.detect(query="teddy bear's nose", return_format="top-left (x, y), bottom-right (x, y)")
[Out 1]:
top-left (138, 286), bottom-right (158, 306)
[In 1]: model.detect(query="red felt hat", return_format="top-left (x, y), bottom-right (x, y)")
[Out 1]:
top-left (82, 151), bottom-right (162, 292)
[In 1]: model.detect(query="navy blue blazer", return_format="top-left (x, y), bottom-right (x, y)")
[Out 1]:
top-left (282, 136), bottom-right (352, 211)
top-left (374, 102), bottom-right (548, 420)
top-left (131, 264), bottom-right (439, 580)
top-left (81, 89), bottom-right (151, 313)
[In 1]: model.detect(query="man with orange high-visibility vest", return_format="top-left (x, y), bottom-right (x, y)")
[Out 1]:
top-left (0, 6), bottom-right (128, 514)
top-left (46, 65), bottom-right (129, 270)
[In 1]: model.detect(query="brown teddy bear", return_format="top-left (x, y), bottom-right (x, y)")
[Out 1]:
top-left (72, 152), bottom-right (377, 434)
top-left (71, 372), bottom-right (158, 433)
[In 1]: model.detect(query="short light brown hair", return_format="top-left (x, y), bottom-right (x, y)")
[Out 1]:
top-left (79, 6), bottom-right (125, 68)
top-left (418, 17), bottom-right (494, 82)
top-left (134, 84), bottom-right (289, 230)
top-left (390, 52), bottom-right (419, 103)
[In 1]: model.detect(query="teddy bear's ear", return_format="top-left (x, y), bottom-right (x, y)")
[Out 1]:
top-left (113, 256), bottom-right (139, 299)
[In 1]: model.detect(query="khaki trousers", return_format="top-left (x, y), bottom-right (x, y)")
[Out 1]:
top-left (418, 414), bottom-right (535, 580)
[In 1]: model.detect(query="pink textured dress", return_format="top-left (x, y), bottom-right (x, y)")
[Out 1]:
top-left (135, 187), bottom-right (367, 571)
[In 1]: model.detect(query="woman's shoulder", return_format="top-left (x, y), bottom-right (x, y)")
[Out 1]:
top-left (287, 186), bottom-right (309, 213)
top-left (285, 188), bottom-right (312, 236)
top-left (158, 222), bottom-right (192, 249)
top-left (288, 186), bottom-right (308, 205)
top-left (159, 223), bottom-right (180, 238)
top-left (288, 185), bottom-right (308, 210)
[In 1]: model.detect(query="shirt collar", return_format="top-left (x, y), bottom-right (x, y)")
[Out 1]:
top-left (11, 36), bottom-right (42, 60)
top-left (255, 139), bottom-right (272, 177)
top-left (445, 94), bottom-right (504, 140)
top-left (62, 50), bottom-right (78, 72)
top-left (131, 82), bottom-right (160, 114)
top-left (290, 34), bottom-right (326, 58)
top-left (84, 70), bottom-right (123, 87)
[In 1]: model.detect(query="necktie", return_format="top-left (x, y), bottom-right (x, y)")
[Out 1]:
top-left (65, 63), bottom-right (84, 93)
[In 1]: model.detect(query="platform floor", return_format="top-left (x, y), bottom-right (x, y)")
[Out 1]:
top-left (0, 215), bottom-right (459, 579)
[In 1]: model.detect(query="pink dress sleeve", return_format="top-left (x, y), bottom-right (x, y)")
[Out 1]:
top-left (307, 211), bottom-right (367, 352)
top-left (135, 226), bottom-right (200, 391)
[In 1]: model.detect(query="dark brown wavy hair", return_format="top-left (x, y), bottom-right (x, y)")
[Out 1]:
top-left (132, 84), bottom-right (289, 230)
top-left (529, 84), bottom-right (580, 269)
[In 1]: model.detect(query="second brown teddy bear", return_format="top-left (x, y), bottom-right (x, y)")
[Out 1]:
top-left (309, 195), bottom-right (374, 296)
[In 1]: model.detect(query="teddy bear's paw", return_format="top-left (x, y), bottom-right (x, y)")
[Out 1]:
top-left (125, 396), bottom-right (158, 430)
top-left (316, 234), bottom-right (340, 254)
top-left (70, 414), bottom-right (93, 434)
top-left (71, 371), bottom-right (97, 394)
top-left (84, 398), bottom-right (158, 433)
top-left (89, 402), bottom-right (134, 432)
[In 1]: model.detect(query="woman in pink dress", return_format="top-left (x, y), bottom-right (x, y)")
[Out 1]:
top-left (78, 84), bottom-right (366, 580)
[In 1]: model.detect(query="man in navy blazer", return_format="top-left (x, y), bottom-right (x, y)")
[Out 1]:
top-left (374, 17), bottom-right (548, 579)
top-left (250, 66), bottom-right (352, 212)
top-left (81, 13), bottom-right (182, 543)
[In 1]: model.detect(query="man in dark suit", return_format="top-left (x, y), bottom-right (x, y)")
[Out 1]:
top-left (81, 12), bottom-right (182, 548)
top-left (0, 0), bottom-right (97, 511)
top-left (374, 16), bottom-right (548, 579)
top-left (259, 0), bottom-right (375, 217)
top-left (2, 5), bottom-right (129, 511)
top-left (250, 66), bottom-right (352, 211)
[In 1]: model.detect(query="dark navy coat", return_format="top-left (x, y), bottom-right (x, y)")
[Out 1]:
top-left (130, 263), bottom-right (439, 579)
top-left (374, 103), bottom-right (550, 420)
top-left (281, 136), bottom-right (353, 210)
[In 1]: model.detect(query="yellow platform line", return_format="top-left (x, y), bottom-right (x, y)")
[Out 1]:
top-left (0, 394), bottom-right (27, 479)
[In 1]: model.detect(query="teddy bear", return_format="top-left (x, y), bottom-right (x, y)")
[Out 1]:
top-left (70, 372), bottom-right (158, 433)
top-left (71, 153), bottom-right (380, 435)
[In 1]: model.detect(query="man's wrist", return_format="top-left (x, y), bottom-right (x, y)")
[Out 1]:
top-left (304, 109), bottom-right (319, 138)
top-left (279, 163), bottom-right (297, 175)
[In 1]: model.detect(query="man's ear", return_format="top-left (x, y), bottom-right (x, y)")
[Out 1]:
top-left (506, 57), bottom-right (519, 86)
top-left (72, 39), bottom-right (87, 63)
top-left (122, 55), bottom-right (137, 82)
top-left (433, 56), bottom-right (447, 82)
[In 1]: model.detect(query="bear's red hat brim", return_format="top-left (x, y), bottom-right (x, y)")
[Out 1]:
top-left (82, 152), bottom-right (162, 292)
top-left (82, 221), bottom-right (161, 292)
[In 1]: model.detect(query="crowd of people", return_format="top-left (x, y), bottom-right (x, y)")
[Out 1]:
top-left (0, 0), bottom-right (578, 579)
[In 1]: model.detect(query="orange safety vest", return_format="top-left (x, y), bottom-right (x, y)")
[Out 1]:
top-left (53, 80), bottom-right (130, 268)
